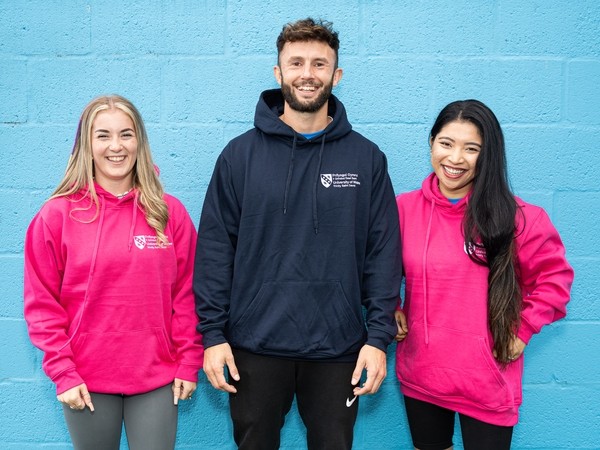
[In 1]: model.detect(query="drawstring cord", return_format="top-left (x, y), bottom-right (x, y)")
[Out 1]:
top-left (59, 197), bottom-right (106, 350)
top-left (312, 134), bottom-right (326, 234)
top-left (283, 133), bottom-right (297, 215)
top-left (422, 199), bottom-right (435, 345)
top-left (128, 192), bottom-right (139, 251)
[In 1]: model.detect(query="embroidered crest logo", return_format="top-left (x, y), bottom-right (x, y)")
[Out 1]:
top-left (464, 241), bottom-right (487, 261)
top-left (134, 235), bottom-right (146, 250)
top-left (321, 174), bottom-right (333, 188)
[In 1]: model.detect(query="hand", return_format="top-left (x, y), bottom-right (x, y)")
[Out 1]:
top-left (351, 344), bottom-right (387, 396)
top-left (203, 342), bottom-right (240, 393)
top-left (172, 378), bottom-right (197, 405)
top-left (508, 335), bottom-right (526, 362)
top-left (394, 310), bottom-right (408, 341)
top-left (493, 335), bottom-right (527, 362)
top-left (57, 383), bottom-right (94, 411)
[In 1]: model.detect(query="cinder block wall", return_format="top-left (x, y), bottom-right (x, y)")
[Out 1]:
top-left (1, 1), bottom-right (598, 449)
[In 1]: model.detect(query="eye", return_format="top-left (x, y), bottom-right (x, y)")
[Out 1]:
top-left (438, 140), bottom-right (451, 148)
top-left (466, 146), bottom-right (480, 153)
top-left (122, 132), bottom-right (134, 138)
top-left (96, 133), bottom-right (109, 139)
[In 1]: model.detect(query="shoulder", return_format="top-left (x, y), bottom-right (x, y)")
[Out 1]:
top-left (514, 197), bottom-right (560, 242)
top-left (515, 197), bottom-right (547, 226)
top-left (225, 129), bottom-right (262, 151)
top-left (396, 188), bottom-right (423, 206)
top-left (36, 195), bottom-right (81, 222)
top-left (163, 193), bottom-right (191, 216)
top-left (344, 130), bottom-right (381, 152)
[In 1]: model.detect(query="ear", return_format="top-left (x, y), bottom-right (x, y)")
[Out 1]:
top-left (332, 68), bottom-right (343, 87)
top-left (273, 65), bottom-right (282, 86)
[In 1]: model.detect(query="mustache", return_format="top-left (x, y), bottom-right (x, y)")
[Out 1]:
top-left (294, 81), bottom-right (323, 87)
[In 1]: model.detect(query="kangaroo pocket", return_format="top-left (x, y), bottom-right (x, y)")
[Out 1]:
top-left (230, 281), bottom-right (364, 357)
top-left (396, 323), bottom-right (514, 411)
top-left (71, 327), bottom-right (176, 389)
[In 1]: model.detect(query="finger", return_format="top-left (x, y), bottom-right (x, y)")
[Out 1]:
top-left (217, 371), bottom-right (238, 394)
top-left (173, 382), bottom-right (182, 405)
top-left (354, 370), bottom-right (374, 396)
top-left (226, 356), bottom-right (240, 382)
top-left (205, 364), bottom-right (237, 393)
top-left (395, 331), bottom-right (407, 341)
top-left (81, 390), bottom-right (94, 412)
top-left (397, 317), bottom-right (408, 333)
top-left (350, 359), bottom-right (364, 386)
top-left (180, 385), bottom-right (192, 400)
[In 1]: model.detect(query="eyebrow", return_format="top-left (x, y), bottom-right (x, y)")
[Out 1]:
top-left (286, 56), bottom-right (331, 64)
top-left (93, 128), bottom-right (135, 133)
top-left (437, 136), bottom-right (481, 147)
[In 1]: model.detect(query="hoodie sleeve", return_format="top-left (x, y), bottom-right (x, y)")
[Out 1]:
top-left (168, 197), bottom-right (204, 382)
top-left (23, 211), bottom-right (85, 395)
top-left (361, 150), bottom-right (403, 351)
top-left (515, 205), bottom-right (574, 343)
top-left (194, 152), bottom-right (240, 349)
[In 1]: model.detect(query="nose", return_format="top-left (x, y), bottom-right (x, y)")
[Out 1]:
top-left (448, 146), bottom-right (464, 164)
top-left (301, 64), bottom-right (314, 79)
top-left (108, 137), bottom-right (122, 151)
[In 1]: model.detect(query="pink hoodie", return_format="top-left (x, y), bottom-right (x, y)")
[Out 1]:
top-left (395, 173), bottom-right (573, 426)
top-left (24, 184), bottom-right (203, 395)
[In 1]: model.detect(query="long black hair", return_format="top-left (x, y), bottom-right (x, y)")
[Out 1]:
top-left (430, 100), bottom-right (521, 366)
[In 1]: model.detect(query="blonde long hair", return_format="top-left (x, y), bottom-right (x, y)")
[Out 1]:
top-left (51, 95), bottom-right (169, 244)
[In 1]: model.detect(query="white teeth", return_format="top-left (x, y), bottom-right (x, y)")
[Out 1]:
top-left (107, 156), bottom-right (126, 162)
top-left (444, 166), bottom-right (465, 175)
top-left (298, 86), bottom-right (317, 91)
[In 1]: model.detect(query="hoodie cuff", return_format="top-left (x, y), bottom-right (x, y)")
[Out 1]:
top-left (517, 318), bottom-right (537, 344)
top-left (54, 368), bottom-right (85, 395)
top-left (201, 329), bottom-right (228, 349)
top-left (175, 364), bottom-right (200, 383)
top-left (366, 331), bottom-right (393, 353)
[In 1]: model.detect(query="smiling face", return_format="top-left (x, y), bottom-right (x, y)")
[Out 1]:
top-left (274, 40), bottom-right (342, 114)
top-left (91, 108), bottom-right (138, 195)
top-left (430, 120), bottom-right (482, 199)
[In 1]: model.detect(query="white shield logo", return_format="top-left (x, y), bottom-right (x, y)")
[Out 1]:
top-left (134, 235), bottom-right (146, 250)
top-left (321, 174), bottom-right (332, 188)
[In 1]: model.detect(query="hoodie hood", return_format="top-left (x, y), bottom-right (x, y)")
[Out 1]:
top-left (421, 172), bottom-right (469, 212)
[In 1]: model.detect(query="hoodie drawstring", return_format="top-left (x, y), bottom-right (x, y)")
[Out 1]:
top-left (422, 199), bottom-right (435, 345)
top-left (283, 133), bottom-right (297, 215)
top-left (312, 134), bottom-right (326, 234)
top-left (282, 132), bottom-right (326, 234)
top-left (59, 197), bottom-right (107, 351)
top-left (128, 193), bottom-right (139, 251)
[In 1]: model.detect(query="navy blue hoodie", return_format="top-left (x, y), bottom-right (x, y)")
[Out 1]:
top-left (194, 89), bottom-right (401, 360)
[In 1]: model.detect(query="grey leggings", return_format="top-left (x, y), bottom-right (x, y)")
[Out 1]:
top-left (62, 383), bottom-right (178, 450)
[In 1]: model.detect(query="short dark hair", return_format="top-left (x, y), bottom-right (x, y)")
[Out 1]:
top-left (276, 18), bottom-right (340, 67)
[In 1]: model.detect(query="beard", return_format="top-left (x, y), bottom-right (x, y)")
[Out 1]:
top-left (280, 76), bottom-right (334, 113)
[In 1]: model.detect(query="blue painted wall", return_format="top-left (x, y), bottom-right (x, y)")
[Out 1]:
top-left (1, 1), bottom-right (598, 448)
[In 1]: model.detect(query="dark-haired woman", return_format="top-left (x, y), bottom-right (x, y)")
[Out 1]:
top-left (394, 100), bottom-right (573, 450)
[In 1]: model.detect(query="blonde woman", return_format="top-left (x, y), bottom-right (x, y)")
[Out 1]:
top-left (24, 95), bottom-right (203, 449)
